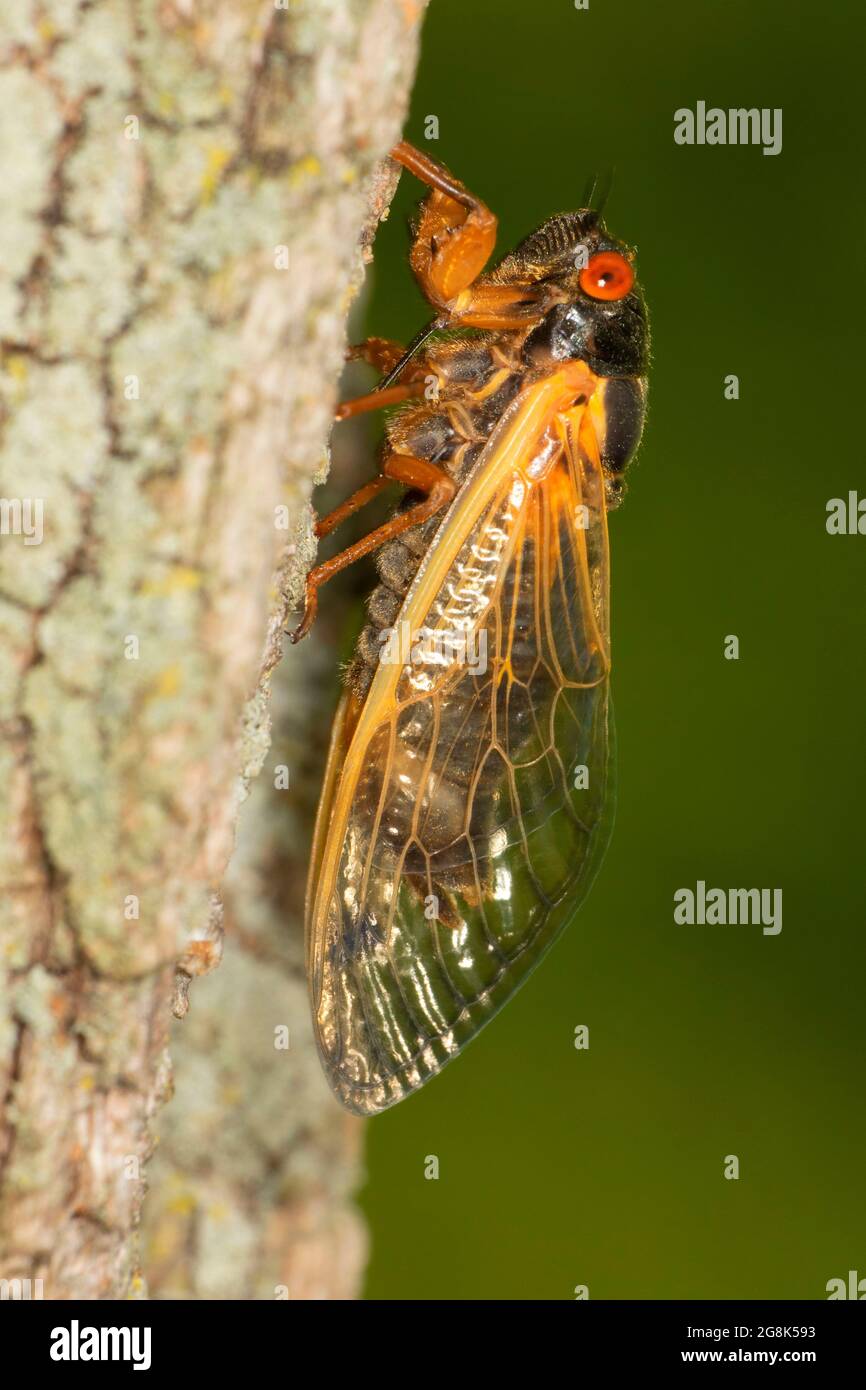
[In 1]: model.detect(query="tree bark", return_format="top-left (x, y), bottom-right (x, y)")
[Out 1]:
top-left (0, 0), bottom-right (426, 1300)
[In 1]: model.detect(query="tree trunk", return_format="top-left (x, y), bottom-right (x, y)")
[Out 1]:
top-left (0, 0), bottom-right (426, 1301)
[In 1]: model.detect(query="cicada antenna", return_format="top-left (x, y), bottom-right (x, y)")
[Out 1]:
top-left (580, 167), bottom-right (616, 218)
top-left (594, 166), bottom-right (616, 218)
top-left (580, 172), bottom-right (599, 211)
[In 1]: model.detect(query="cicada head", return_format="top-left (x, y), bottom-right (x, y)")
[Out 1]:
top-left (511, 213), bottom-right (649, 499)
top-left (519, 213), bottom-right (648, 379)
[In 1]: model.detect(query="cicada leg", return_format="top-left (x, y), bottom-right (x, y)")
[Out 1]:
top-left (313, 475), bottom-right (392, 541)
top-left (336, 336), bottom-right (431, 420)
top-left (391, 140), bottom-right (497, 307)
top-left (346, 337), bottom-right (407, 374)
top-left (335, 380), bottom-right (426, 422)
top-left (391, 140), bottom-right (541, 329)
top-left (288, 454), bottom-right (456, 644)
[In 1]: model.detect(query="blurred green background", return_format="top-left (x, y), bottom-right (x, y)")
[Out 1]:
top-left (341, 0), bottom-right (866, 1298)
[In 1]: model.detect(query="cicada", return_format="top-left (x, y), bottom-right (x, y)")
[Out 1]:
top-left (291, 141), bottom-right (649, 1114)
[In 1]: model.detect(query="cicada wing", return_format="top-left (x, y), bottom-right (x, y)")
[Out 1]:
top-left (308, 401), bottom-right (614, 1115)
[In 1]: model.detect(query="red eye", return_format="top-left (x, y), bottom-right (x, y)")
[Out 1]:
top-left (579, 250), bottom-right (634, 302)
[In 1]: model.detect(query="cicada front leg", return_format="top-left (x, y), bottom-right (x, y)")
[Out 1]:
top-left (391, 140), bottom-right (541, 330)
top-left (391, 141), bottom-right (497, 307)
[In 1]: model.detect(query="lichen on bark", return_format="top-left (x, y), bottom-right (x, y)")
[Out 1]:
top-left (0, 0), bottom-right (426, 1299)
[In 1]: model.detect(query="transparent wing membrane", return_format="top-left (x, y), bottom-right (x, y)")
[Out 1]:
top-left (308, 402), bottom-right (615, 1114)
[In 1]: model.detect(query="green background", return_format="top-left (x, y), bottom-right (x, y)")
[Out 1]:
top-left (343, 0), bottom-right (865, 1299)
